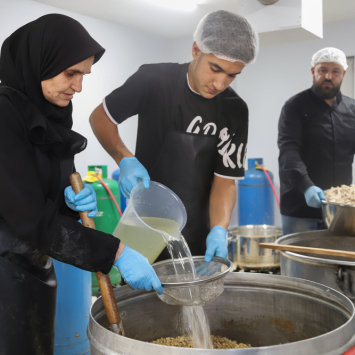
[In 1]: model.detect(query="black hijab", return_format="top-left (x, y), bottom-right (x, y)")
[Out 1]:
top-left (0, 14), bottom-right (105, 152)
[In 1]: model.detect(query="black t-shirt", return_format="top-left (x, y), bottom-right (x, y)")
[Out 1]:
top-left (104, 62), bottom-right (248, 179)
top-left (174, 73), bottom-right (217, 133)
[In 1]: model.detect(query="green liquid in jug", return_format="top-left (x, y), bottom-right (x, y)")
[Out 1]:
top-left (113, 217), bottom-right (181, 264)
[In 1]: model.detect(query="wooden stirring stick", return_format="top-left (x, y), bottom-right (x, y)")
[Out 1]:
top-left (259, 243), bottom-right (355, 259)
top-left (70, 172), bottom-right (124, 336)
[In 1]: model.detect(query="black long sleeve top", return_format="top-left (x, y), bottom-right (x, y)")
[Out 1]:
top-left (0, 94), bottom-right (119, 274)
top-left (278, 87), bottom-right (355, 219)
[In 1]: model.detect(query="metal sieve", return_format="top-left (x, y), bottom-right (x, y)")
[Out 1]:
top-left (152, 256), bottom-right (232, 306)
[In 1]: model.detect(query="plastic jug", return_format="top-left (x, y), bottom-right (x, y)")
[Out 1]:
top-left (113, 181), bottom-right (187, 264)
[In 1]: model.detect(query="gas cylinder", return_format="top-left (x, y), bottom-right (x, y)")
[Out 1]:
top-left (83, 165), bottom-right (121, 295)
top-left (238, 158), bottom-right (274, 225)
top-left (112, 168), bottom-right (127, 213)
top-left (53, 260), bottom-right (91, 355)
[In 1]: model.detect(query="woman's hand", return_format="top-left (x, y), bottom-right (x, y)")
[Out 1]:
top-left (64, 184), bottom-right (98, 218)
top-left (114, 245), bottom-right (164, 295)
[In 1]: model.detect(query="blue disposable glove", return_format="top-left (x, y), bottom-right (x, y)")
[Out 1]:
top-left (304, 186), bottom-right (326, 208)
top-left (205, 226), bottom-right (228, 262)
top-left (118, 157), bottom-right (150, 199)
top-left (114, 246), bottom-right (164, 295)
top-left (196, 261), bottom-right (221, 277)
top-left (64, 184), bottom-right (98, 218)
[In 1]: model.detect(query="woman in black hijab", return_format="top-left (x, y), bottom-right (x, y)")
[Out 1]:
top-left (0, 14), bottom-right (162, 355)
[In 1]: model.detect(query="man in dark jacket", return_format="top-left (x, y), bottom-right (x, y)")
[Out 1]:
top-left (278, 47), bottom-right (355, 235)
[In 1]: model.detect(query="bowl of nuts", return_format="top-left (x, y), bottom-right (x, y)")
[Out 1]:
top-left (322, 185), bottom-right (355, 236)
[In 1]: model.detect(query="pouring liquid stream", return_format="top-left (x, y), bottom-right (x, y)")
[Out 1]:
top-left (160, 230), bottom-right (212, 349)
top-left (114, 216), bottom-right (213, 349)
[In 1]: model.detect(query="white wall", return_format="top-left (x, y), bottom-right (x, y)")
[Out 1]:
top-left (0, 0), bottom-right (170, 177)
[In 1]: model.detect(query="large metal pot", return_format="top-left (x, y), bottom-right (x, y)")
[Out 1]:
top-left (276, 230), bottom-right (355, 302)
top-left (228, 225), bottom-right (282, 269)
top-left (88, 273), bottom-right (355, 354)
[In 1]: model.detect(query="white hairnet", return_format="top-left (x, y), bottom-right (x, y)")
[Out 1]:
top-left (193, 10), bottom-right (259, 65)
top-left (311, 47), bottom-right (348, 70)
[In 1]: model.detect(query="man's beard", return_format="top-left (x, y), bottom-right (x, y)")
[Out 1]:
top-left (313, 78), bottom-right (342, 100)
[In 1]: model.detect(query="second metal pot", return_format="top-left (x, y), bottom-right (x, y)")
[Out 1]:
top-left (228, 225), bottom-right (282, 269)
top-left (276, 230), bottom-right (355, 302)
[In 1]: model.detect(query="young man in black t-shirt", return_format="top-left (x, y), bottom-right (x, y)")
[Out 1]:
top-left (89, 10), bottom-right (259, 262)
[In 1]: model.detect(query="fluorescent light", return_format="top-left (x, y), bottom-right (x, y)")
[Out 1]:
top-left (146, 0), bottom-right (202, 12)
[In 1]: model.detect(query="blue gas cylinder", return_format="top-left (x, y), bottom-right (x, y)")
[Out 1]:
top-left (112, 168), bottom-right (127, 213)
top-left (53, 260), bottom-right (91, 355)
top-left (238, 158), bottom-right (274, 225)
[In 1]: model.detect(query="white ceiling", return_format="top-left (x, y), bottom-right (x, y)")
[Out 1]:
top-left (32, 0), bottom-right (355, 39)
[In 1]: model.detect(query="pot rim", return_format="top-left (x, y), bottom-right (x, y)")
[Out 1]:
top-left (321, 197), bottom-right (355, 209)
top-left (88, 273), bottom-right (355, 354)
top-left (228, 225), bottom-right (282, 238)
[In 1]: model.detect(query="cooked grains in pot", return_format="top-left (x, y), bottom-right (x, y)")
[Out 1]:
top-left (152, 335), bottom-right (252, 349)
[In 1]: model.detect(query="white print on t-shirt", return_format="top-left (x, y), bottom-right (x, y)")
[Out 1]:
top-left (187, 116), bottom-right (217, 135)
top-left (186, 117), bottom-right (246, 170)
top-left (204, 123), bottom-right (217, 135)
top-left (218, 139), bottom-right (236, 169)
top-left (243, 144), bottom-right (247, 168)
top-left (217, 128), bottom-right (230, 147)
top-left (217, 128), bottom-right (247, 169)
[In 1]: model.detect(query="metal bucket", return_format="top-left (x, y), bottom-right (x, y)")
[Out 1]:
top-left (88, 273), bottom-right (355, 354)
top-left (276, 230), bottom-right (355, 302)
top-left (228, 225), bottom-right (282, 269)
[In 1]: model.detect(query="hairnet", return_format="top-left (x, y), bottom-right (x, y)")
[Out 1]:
top-left (311, 47), bottom-right (348, 70)
top-left (193, 10), bottom-right (259, 65)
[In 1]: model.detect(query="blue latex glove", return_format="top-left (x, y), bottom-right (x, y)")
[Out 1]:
top-left (114, 246), bottom-right (164, 295)
top-left (196, 261), bottom-right (221, 277)
top-left (118, 157), bottom-right (150, 199)
top-left (205, 226), bottom-right (228, 262)
top-left (304, 186), bottom-right (326, 208)
top-left (64, 184), bottom-right (98, 218)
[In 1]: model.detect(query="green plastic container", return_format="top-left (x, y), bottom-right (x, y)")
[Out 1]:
top-left (84, 165), bottom-right (121, 296)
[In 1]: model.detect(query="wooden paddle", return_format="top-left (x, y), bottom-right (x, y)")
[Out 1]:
top-left (259, 243), bottom-right (355, 259)
top-left (70, 172), bottom-right (124, 336)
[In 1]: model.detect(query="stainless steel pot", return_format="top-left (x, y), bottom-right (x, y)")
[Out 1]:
top-left (88, 273), bottom-right (355, 354)
top-left (322, 200), bottom-right (355, 236)
top-left (228, 225), bottom-right (282, 269)
top-left (276, 230), bottom-right (355, 302)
